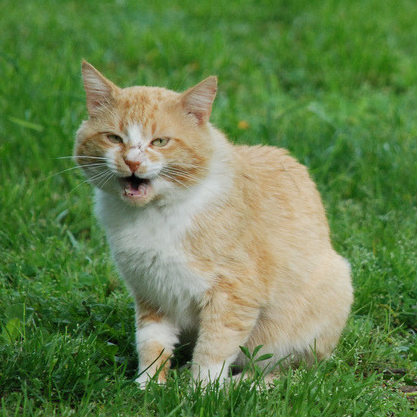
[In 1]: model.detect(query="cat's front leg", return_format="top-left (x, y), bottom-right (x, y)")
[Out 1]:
top-left (134, 302), bottom-right (179, 387)
top-left (192, 289), bottom-right (259, 385)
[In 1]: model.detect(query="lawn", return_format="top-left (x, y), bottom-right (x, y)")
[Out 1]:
top-left (1, 0), bottom-right (416, 415)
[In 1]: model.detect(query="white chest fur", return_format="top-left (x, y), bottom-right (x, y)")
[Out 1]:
top-left (94, 190), bottom-right (211, 329)
top-left (94, 136), bottom-right (232, 329)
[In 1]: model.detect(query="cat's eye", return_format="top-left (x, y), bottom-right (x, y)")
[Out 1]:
top-left (151, 138), bottom-right (170, 147)
top-left (107, 134), bottom-right (123, 144)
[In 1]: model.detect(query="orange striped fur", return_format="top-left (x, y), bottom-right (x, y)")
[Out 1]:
top-left (74, 61), bottom-right (353, 386)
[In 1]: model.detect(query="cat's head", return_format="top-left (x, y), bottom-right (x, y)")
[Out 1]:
top-left (74, 61), bottom-right (218, 206)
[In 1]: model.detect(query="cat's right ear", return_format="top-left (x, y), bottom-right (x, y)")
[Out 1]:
top-left (81, 60), bottom-right (119, 117)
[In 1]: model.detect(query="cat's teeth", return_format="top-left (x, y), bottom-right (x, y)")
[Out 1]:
top-left (123, 178), bottom-right (150, 199)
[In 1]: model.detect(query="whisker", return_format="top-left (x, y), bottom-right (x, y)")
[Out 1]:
top-left (160, 168), bottom-right (203, 184)
top-left (39, 163), bottom-right (107, 182)
top-left (162, 167), bottom-right (210, 179)
top-left (169, 165), bottom-right (210, 172)
top-left (162, 174), bottom-right (201, 186)
top-left (159, 172), bottom-right (191, 190)
top-left (162, 166), bottom-right (201, 176)
top-left (97, 171), bottom-right (116, 189)
top-left (68, 170), bottom-right (113, 194)
top-left (68, 178), bottom-right (92, 195)
top-left (81, 163), bottom-right (109, 168)
top-left (44, 166), bottom-right (83, 178)
top-left (169, 163), bottom-right (210, 171)
top-left (87, 170), bottom-right (113, 183)
top-left (56, 156), bottom-right (108, 161)
top-left (161, 173), bottom-right (201, 184)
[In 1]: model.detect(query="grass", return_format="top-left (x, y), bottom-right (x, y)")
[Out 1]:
top-left (1, 0), bottom-right (417, 415)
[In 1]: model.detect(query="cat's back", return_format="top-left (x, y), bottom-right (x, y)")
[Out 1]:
top-left (234, 144), bottom-right (326, 215)
top-left (234, 144), bottom-right (311, 187)
top-left (228, 143), bottom-right (332, 253)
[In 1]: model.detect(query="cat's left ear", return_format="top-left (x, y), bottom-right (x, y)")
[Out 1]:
top-left (181, 76), bottom-right (217, 125)
top-left (81, 60), bottom-right (119, 117)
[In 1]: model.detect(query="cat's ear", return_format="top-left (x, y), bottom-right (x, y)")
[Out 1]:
top-left (181, 76), bottom-right (217, 125)
top-left (81, 60), bottom-right (119, 117)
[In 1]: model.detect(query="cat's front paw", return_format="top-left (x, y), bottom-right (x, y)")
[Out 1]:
top-left (135, 372), bottom-right (166, 389)
top-left (191, 363), bottom-right (229, 387)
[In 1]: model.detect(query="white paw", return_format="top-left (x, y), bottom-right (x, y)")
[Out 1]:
top-left (191, 363), bottom-right (229, 386)
top-left (135, 372), bottom-right (152, 389)
top-left (231, 372), bottom-right (276, 390)
top-left (135, 372), bottom-right (165, 389)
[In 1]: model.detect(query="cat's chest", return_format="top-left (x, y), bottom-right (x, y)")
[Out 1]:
top-left (95, 192), bottom-right (209, 327)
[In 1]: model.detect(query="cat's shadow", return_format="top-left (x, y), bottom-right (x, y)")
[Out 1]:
top-left (171, 331), bottom-right (241, 376)
top-left (171, 330), bottom-right (196, 369)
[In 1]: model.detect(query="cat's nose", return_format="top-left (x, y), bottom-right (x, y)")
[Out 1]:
top-left (124, 158), bottom-right (141, 173)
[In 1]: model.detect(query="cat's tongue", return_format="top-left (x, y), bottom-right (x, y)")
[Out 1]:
top-left (123, 176), bottom-right (150, 199)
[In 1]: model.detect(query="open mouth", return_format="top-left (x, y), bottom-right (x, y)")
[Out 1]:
top-left (120, 175), bottom-right (151, 199)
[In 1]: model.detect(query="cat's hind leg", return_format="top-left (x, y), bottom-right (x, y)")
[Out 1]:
top-left (237, 254), bottom-right (352, 372)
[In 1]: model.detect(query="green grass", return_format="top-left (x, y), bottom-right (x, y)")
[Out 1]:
top-left (1, 0), bottom-right (417, 415)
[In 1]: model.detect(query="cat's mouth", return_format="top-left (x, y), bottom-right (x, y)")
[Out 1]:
top-left (120, 175), bottom-right (151, 200)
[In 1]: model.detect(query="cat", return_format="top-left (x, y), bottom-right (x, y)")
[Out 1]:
top-left (74, 60), bottom-right (353, 386)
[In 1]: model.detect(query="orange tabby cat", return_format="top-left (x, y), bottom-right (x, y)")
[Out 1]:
top-left (74, 61), bottom-right (353, 386)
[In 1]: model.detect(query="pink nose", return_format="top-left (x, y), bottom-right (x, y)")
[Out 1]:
top-left (124, 158), bottom-right (141, 172)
